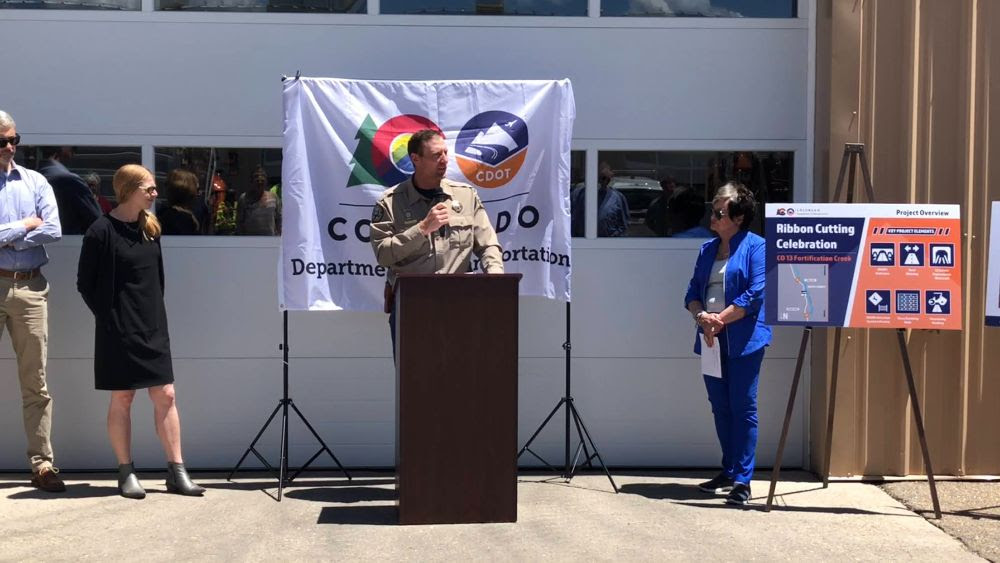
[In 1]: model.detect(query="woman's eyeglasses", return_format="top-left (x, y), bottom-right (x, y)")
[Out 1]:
top-left (0, 135), bottom-right (21, 149)
top-left (711, 208), bottom-right (727, 220)
top-left (139, 185), bottom-right (158, 195)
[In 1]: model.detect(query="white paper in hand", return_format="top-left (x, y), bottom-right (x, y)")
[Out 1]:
top-left (701, 334), bottom-right (722, 379)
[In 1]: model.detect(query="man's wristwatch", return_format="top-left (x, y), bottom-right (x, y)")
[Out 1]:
top-left (693, 311), bottom-right (707, 322)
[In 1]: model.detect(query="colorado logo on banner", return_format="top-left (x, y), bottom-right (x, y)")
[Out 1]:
top-left (280, 77), bottom-right (575, 311)
top-left (765, 203), bottom-right (962, 330)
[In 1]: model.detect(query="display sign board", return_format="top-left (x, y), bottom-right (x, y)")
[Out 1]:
top-left (985, 202), bottom-right (1000, 326)
top-left (765, 203), bottom-right (961, 330)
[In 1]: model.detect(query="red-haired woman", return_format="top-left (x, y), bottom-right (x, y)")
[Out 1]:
top-left (78, 164), bottom-right (204, 500)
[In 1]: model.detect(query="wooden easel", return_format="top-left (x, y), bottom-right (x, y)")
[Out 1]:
top-left (764, 143), bottom-right (942, 519)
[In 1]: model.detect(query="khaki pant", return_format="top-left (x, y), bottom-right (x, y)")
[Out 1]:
top-left (0, 274), bottom-right (53, 472)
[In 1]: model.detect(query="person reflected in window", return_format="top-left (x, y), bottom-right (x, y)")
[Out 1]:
top-left (158, 169), bottom-right (201, 236)
top-left (668, 187), bottom-right (714, 238)
top-left (570, 162), bottom-right (629, 237)
top-left (235, 166), bottom-right (281, 236)
top-left (643, 176), bottom-right (677, 236)
top-left (77, 164), bottom-right (204, 499)
top-left (84, 172), bottom-right (114, 214)
top-left (37, 146), bottom-right (102, 234)
top-left (683, 182), bottom-right (771, 506)
top-left (208, 168), bottom-right (230, 235)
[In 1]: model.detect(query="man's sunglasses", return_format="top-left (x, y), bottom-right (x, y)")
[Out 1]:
top-left (711, 208), bottom-right (728, 220)
top-left (0, 135), bottom-right (21, 149)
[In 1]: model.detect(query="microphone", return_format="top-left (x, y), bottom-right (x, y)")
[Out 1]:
top-left (432, 190), bottom-right (450, 239)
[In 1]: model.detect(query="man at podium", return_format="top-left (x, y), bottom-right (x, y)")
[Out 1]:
top-left (370, 129), bottom-right (504, 354)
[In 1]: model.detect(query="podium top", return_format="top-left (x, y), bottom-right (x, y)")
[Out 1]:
top-left (395, 273), bottom-right (523, 281)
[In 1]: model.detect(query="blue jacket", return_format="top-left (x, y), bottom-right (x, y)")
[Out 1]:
top-left (684, 229), bottom-right (771, 358)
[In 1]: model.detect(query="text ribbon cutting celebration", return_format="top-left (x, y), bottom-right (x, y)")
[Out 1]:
top-left (279, 77), bottom-right (575, 311)
top-left (765, 203), bottom-right (962, 330)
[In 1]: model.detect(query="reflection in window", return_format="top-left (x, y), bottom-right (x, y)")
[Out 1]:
top-left (593, 150), bottom-right (793, 237)
top-left (154, 147), bottom-right (283, 236)
top-left (0, 0), bottom-right (138, 9)
top-left (568, 150), bottom-right (585, 238)
top-left (602, 0), bottom-right (795, 17)
top-left (15, 145), bottom-right (141, 233)
top-left (156, 0), bottom-right (362, 12)
top-left (381, 0), bottom-right (585, 15)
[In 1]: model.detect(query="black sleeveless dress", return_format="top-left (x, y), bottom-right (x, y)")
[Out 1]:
top-left (77, 215), bottom-right (174, 390)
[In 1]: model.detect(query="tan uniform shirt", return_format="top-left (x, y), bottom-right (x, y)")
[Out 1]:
top-left (371, 177), bottom-right (504, 285)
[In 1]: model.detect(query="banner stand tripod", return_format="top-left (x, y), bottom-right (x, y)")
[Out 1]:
top-left (517, 302), bottom-right (618, 492)
top-left (764, 143), bottom-right (941, 519)
top-left (228, 310), bottom-right (352, 501)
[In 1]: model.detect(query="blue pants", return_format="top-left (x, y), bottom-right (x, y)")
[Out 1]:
top-left (703, 347), bottom-right (765, 485)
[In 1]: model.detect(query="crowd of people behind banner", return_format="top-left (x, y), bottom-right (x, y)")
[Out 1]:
top-left (1, 108), bottom-right (767, 507)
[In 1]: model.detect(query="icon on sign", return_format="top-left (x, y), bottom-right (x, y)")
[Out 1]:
top-left (901, 243), bottom-right (924, 266)
top-left (870, 243), bottom-right (895, 266)
top-left (926, 290), bottom-right (951, 314)
top-left (929, 244), bottom-right (954, 267)
top-left (896, 290), bottom-right (921, 314)
top-left (866, 290), bottom-right (891, 314)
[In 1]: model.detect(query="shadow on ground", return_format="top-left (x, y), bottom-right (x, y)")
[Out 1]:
top-left (317, 505), bottom-right (397, 525)
top-left (6, 483), bottom-right (118, 500)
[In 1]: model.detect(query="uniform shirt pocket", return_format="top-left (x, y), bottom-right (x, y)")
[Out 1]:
top-left (448, 215), bottom-right (473, 249)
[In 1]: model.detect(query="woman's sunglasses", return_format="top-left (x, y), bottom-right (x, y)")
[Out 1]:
top-left (711, 208), bottom-right (727, 220)
top-left (0, 134), bottom-right (21, 149)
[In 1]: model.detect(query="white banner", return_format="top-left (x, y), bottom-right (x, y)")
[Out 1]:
top-left (280, 77), bottom-right (575, 311)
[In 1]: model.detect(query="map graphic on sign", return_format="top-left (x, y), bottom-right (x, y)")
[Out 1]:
top-left (766, 203), bottom-right (962, 330)
top-left (776, 264), bottom-right (829, 322)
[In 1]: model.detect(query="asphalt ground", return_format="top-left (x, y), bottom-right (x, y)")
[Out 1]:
top-left (881, 480), bottom-right (1000, 562)
top-left (0, 470), bottom-right (981, 562)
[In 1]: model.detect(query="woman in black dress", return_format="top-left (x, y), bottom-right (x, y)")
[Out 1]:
top-left (78, 164), bottom-right (204, 499)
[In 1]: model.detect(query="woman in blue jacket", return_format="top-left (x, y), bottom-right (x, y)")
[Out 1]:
top-left (684, 182), bottom-right (771, 506)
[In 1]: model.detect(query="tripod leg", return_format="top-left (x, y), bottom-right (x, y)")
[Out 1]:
top-left (287, 401), bottom-right (352, 481)
top-left (896, 330), bottom-right (943, 519)
top-left (517, 398), bottom-right (567, 460)
top-left (567, 401), bottom-right (619, 493)
top-left (568, 439), bottom-right (587, 477)
top-left (228, 401), bottom-right (283, 481)
top-left (766, 327), bottom-right (811, 512)
top-left (822, 327), bottom-right (843, 488)
top-left (858, 149), bottom-right (877, 203)
top-left (568, 400), bottom-right (595, 470)
top-left (831, 145), bottom-right (851, 202)
top-left (278, 400), bottom-right (289, 501)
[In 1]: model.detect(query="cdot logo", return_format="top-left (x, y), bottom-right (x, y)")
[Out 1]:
top-left (455, 111), bottom-right (529, 189)
top-left (347, 114), bottom-right (442, 187)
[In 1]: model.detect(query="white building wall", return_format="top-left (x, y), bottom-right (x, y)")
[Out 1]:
top-left (0, 6), bottom-right (812, 470)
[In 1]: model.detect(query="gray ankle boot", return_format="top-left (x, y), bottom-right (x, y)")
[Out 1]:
top-left (117, 463), bottom-right (145, 499)
top-left (166, 462), bottom-right (205, 496)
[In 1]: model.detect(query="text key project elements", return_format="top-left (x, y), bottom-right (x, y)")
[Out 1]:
top-left (764, 203), bottom-right (961, 330)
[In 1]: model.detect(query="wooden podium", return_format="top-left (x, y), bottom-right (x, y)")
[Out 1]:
top-left (394, 273), bottom-right (521, 525)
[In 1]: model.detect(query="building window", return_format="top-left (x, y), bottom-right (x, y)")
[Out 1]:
top-left (0, 0), bottom-right (138, 9)
top-left (568, 150), bottom-right (587, 238)
top-left (15, 145), bottom-right (141, 232)
top-left (154, 147), bottom-right (282, 236)
top-left (381, 0), bottom-right (586, 16)
top-left (586, 150), bottom-right (792, 237)
top-left (601, 0), bottom-right (795, 17)
top-left (155, 0), bottom-right (363, 12)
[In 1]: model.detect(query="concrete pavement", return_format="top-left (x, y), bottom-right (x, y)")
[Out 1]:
top-left (0, 471), bottom-right (981, 562)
